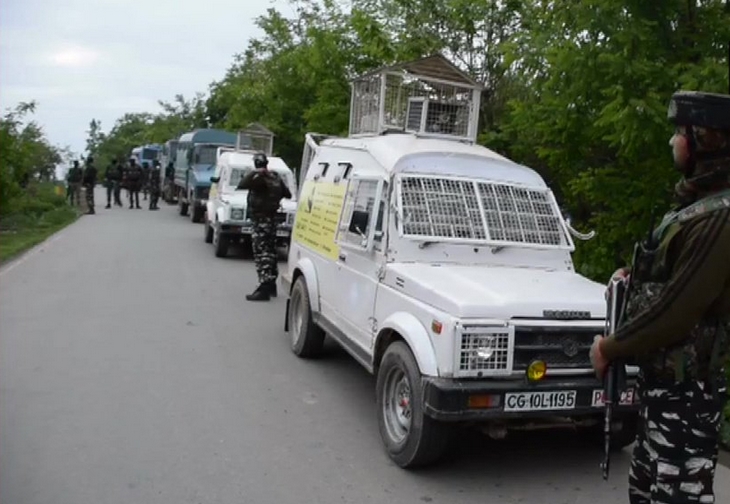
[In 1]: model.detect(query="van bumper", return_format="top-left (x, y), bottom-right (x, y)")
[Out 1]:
top-left (421, 375), bottom-right (640, 422)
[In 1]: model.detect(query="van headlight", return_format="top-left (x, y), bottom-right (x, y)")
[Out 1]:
top-left (230, 208), bottom-right (244, 221)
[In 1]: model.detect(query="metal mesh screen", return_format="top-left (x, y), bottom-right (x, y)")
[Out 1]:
top-left (349, 72), bottom-right (475, 140)
top-left (399, 176), bottom-right (567, 247)
top-left (459, 329), bottom-right (510, 372)
top-left (401, 177), bottom-right (486, 239)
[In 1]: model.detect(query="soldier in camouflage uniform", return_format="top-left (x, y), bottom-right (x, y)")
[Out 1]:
top-left (66, 160), bottom-right (83, 206)
top-left (237, 152), bottom-right (292, 301)
top-left (126, 157), bottom-right (143, 209)
top-left (141, 161), bottom-right (150, 201)
top-left (82, 156), bottom-right (97, 215)
top-left (591, 91), bottom-right (730, 504)
top-left (148, 160), bottom-right (161, 210)
top-left (104, 159), bottom-right (121, 209)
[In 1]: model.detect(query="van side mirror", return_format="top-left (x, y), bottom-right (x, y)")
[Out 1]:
top-left (349, 210), bottom-right (370, 237)
top-left (210, 176), bottom-right (220, 183)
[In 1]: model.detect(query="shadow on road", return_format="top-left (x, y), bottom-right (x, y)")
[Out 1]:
top-left (308, 338), bottom-right (629, 479)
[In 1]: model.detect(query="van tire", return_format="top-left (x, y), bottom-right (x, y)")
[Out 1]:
top-left (204, 221), bottom-right (213, 243)
top-left (289, 276), bottom-right (325, 358)
top-left (213, 225), bottom-right (228, 258)
top-left (376, 342), bottom-right (450, 468)
top-left (191, 205), bottom-right (203, 223)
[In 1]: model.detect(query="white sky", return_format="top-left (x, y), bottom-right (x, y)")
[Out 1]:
top-left (0, 0), bottom-right (293, 162)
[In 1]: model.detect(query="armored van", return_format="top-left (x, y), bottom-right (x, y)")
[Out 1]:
top-left (281, 55), bottom-right (639, 468)
top-left (204, 146), bottom-right (298, 257)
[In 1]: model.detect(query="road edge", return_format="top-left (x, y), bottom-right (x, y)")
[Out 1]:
top-left (0, 213), bottom-right (79, 274)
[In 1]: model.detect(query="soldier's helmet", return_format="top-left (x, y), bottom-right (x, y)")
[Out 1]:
top-left (668, 91), bottom-right (730, 183)
top-left (253, 152), bottom-right (268, 169)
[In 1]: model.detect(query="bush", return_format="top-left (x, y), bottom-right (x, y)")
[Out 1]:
top-left (0, 182), bottom-right (79, 262)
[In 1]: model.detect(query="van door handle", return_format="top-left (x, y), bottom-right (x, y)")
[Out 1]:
top-left (338, 252), bottom-right (347, 262)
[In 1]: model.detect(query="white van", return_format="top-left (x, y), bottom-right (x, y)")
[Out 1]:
top-left (205, 150), bottom-right (297, 257)
top-left (281, 55), bottom-right (639, 467)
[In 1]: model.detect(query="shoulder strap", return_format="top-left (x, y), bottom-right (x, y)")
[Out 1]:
top-left (653, 188), bottom-right (730, 241)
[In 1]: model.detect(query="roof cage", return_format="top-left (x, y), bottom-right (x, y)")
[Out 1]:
top-left (236, 122), bottom-right (274, 155)
top-left (348, 54), bottom-right (483, 143)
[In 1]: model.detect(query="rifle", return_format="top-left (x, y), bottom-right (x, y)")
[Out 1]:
top-left (601, 210), bottom-right (658, 480)
top-left (601, 276), bottom-right (628, 480)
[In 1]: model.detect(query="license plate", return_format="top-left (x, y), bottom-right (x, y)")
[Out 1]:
top-left (504, 390), bottom-right (577, 412)
top-left (277, 230), bottom-right (290, 237)
top-left (591, 388), bottom-right (635, 407)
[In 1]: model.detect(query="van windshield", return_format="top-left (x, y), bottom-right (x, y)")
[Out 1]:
top-left (225, 166), bottom-right (295, 195)
top-left (397, 175), bottom-right (568, 248)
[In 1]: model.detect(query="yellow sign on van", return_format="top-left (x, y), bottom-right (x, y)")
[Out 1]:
top-left (292, 181), bottom-right (347, 260)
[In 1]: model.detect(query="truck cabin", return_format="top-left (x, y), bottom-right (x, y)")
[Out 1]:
top-left (175, 129), bottom-right (247, 172)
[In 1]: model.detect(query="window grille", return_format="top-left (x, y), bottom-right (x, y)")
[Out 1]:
top-left (398, 175), bottom-right (568, 247)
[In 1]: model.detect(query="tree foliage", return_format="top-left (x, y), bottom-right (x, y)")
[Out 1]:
top-left (0, 102), bottom-right (63, 215)
top-left (90, 0), bottom-right (730, 280)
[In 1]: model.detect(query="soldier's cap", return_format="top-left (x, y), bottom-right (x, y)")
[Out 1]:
top-left (668, 91), bottom-right (730, 130)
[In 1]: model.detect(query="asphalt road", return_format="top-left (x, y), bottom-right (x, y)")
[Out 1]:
top-left (2, 187), bottom-right (730, 504)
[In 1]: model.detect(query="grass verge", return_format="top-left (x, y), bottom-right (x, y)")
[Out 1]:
top-left (0, 183), bottom-right (80, 263)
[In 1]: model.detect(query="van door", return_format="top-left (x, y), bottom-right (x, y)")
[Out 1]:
top-left (329, 175), bottom-right (386, 353)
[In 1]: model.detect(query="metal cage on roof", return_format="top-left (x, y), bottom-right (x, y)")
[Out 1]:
top-left (348, 54), bottom-right (482, 144)
top-left (236, 122), bottom-right (274, 155)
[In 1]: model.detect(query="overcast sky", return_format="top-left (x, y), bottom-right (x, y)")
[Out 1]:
top-left (0, 0), bottom-right (292, 164)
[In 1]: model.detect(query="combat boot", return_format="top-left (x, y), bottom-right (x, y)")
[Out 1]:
top-left (263, 280), bottom-right (277, 297)
top-left (246, 284), bottom-right (271, 302)
top-left (105, 204), bottom-right (111, 209)
top-left (86, 208), bottom-right (95, 215)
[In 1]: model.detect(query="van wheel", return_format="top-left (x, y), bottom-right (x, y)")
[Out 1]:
top-left (377, 342), bottom-right (451, 468)
top-left (213, 225), bottom-right (228, 258)
top-left (190, 205), bottom-right (203, 223)
top-left (289, 276), bottom-right (325, 357)
top-left (204, 220), bottom-right (213, 243)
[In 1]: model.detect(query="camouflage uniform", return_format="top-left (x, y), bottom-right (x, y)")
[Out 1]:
top-left (104, 161), bottom-right (121, 208)
top-left (141, 162), bottom-right (150, 201)
top-left (67, 162), bottom-right (83, 206)
top-left (148, 162), bottom-right (161, 210)
top-left (82, 157), bottom-right (97, 214)
top-left (126, 159), bottom-right (143, 209)
top-left (251, 216), bottom-right (278, 283)
top-left (237, 153), bottom-right (292, 301)
top-left (599, 92), bottom-right (730, 504)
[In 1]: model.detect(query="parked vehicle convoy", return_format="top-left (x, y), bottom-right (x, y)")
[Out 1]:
top-left (281, 55), bottom-right (639, 468)
top-left (205, 149), bottom-right (298, 257)
top-left (174, 129), bottom-right (251, 223)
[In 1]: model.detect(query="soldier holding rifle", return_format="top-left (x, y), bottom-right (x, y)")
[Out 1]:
top-left (590, 91), bottom-right (730, 503)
